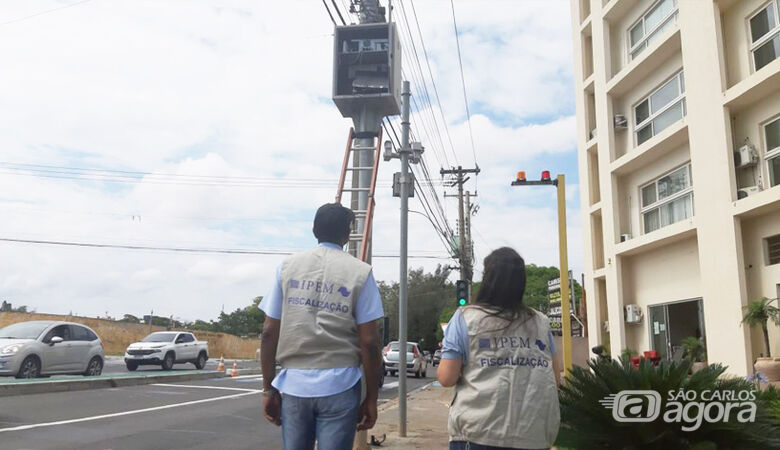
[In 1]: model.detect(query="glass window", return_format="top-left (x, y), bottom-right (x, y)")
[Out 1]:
top-left (142, 332), bottom-right (177, 342)
top-left (628, 0), bottom-right (678, 60)
top-left (751, 5), bottom-right (776, 43)
top-left (767, 117), bottom-right (780, 151)
top-left (641, 164), bottom-right (693, 234)
top-left (767, 234), bottom-right (780, 265)
top-left (642, 184), bottom-right (657, 206)
top-left (0, 321), bottom-right (51, 340)
top-left (769, 154), bottom-right (780, 187)
top-left (650, 77), bottom-right (679, 112)
top-left (70, 325), bottom-right (90, 341)
top-left (634, 72), bottom-right (685, 146)
top-left (755, 36), bottom-right (780, 70)
top-left (750, 2), bottom-right (780, 71)
top-left (635, 100), bottom-right (650, 124)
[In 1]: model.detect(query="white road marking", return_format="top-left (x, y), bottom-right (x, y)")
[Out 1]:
top-left (150, 383), bottom-right (260, 393)
top-left (0, 391), bottom-right (259, 434)
top-left (227, 374), bottom-right (263, 380)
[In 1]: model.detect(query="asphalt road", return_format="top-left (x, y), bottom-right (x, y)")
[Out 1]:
top-left (0, 367), bottom-right (437, 449)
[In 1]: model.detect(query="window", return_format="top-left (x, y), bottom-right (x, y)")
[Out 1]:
top-left (750, 1), bottom-right (780, 71)
top-left (176, 333), bottom-right (194, 343)
top-left (765, 116), bottom-right (780, 186)
top-left (767, 234), bottom-right (780, 265)
top-left (70, 325), bottom-right (90, 341)
top-left (628, 0), bottom-right (679, 59)
top-left (640, 164), bottom-right (693, 234)
top-left (634, 72), bottom-right (686, 146)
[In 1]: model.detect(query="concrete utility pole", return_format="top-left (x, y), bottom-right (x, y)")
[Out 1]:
top-left (385, 81), bottom-right (424, 437)
top-left (441, 166), bottom-right (480, 282)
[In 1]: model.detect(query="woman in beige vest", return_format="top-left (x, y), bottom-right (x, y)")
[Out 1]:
top-left (438, 247), bottom-right (561, 450)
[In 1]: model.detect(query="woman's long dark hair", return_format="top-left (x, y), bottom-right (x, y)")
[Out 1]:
top-left (474, 247), bottom-right (532, 323)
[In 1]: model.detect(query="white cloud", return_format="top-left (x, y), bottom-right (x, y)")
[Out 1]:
top-left (0, 0), bottom-right (580, 321)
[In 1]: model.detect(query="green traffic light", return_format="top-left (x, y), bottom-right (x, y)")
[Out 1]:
top-left (459, 299), bottom-right (466, 306)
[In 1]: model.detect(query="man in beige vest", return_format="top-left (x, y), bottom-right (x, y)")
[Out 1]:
top-left (260, 203), bottom-right (384, 449)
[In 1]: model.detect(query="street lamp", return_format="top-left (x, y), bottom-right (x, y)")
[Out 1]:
top-left (511, 170), bottom-right (572, 374)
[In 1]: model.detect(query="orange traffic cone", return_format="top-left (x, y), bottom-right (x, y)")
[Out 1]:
top-left (231, 361), bottom-right (239, 377)
top-left (216, 356), bottom-right (225, 372)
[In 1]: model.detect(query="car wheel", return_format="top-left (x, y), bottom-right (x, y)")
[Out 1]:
top-left (415, 368), bottom-right (421, 379)
top-left (84, 357), bottom-right (103, 376)
top-left (161, 352), bottom-right (175, 370)
top-left (126, 361), bottom-right (138, 371)
top-left (16, 356), bottom-right (41, 379)
top-left (378, 370), bottom-right (385, 388)
top-left (194, 352), bottom-right (207, 370)
top-left (390, 370), bottom-right (396, 377)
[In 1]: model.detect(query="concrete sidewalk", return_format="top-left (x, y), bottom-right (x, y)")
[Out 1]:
top-left (368, 383), bottom-right (453, 449)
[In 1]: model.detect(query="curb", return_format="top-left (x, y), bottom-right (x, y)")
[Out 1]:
top-left (0, 370), bottom-right (229, 398)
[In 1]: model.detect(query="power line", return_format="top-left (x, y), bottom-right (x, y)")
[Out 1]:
top-left (321, 0), bottom-right (338, 26)
top-left (449, 0), bottom-right (478, 168)
top-left (0, 0), bottom-right (93, 28)
top-left (0, 237), bottom-right (450, 259)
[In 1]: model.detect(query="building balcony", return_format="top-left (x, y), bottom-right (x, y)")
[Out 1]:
top-left (589, 201), bottom-right (602, 215)
top-left (611, 120), bottom-right (688, 175)
top-left (732, 186), bottom-right (780, 219)
top-left (607, 27), bottom-right (681, 97)
top-left (584, 73), bottom-right (595, 94)
top-left (723, 59), bottom-right (780, 114)
top-left (615, 218), bottom-right (697, 257)
top-left (602, 0), bottom-right (641, 23)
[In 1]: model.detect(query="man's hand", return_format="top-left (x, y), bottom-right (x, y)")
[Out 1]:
top-left (263, 390), bottom-right (282, 426)
top-left (357, 398), bottom-right (377, 430)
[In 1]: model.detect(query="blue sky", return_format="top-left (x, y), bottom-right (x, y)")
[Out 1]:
top-left (0, 0), bottom-right (580, 321)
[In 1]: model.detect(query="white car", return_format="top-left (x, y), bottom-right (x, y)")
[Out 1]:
top-left (124, 331), bottom-right (208, 371)
top-left (0, 321), bottom-right (105, 378)
top-left (382, 341), bottom-right (428, 378)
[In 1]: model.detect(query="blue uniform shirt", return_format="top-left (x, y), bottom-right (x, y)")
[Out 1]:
top-left (260, 242), bottom-right (384, 397)
top-left (441, 308), bottom-right (556, 362)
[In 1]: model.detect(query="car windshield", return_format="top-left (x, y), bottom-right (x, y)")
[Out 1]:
top-left (142, 332), bottom-right (177, 342)
top-left (0, 322), bottom-right (51, 339)
top-left (389, 343), bottom-right (415, 352)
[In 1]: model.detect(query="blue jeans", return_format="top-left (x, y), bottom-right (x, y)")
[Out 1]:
top-left (450, 442), bottom-right (545, 450)
top-left (281, 381), bottom-right (361, 450)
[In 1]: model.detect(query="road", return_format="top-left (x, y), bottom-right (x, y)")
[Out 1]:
top-left (0, 367), bottom-right (437, 449)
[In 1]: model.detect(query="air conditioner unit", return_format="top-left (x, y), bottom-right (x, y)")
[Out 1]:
top-left (737, 186), bottom-right (761, 199)
top-left (614, 115), bottom-right (628, 130)
top-left (624, 304), bottom-right (643, 324)
top-left (602, 320), bottom-right (610, 333)
top-left (734, 143), bottom-right (759, 168)
top-left (620, 233), bottom-right (632, 242)
top-left (589, 128), bottom-right (598, 140)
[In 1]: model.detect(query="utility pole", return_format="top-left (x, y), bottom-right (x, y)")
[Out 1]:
top-left (441, 166), bottom-right (480, 283)
top-left (385, 81), bottom-right (423, 437)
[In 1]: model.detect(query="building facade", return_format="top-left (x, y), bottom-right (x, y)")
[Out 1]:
top-left (570, 0), bottom-right (780, 375)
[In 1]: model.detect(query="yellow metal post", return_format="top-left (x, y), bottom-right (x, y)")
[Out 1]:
top-left (556, 174), bottom-right (573, 374)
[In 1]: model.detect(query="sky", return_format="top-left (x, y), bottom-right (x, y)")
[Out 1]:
top-left (0, 0), bottom-right (581, 322)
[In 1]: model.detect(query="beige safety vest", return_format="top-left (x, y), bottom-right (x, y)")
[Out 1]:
top-left (276, 246), bottom-right (371, 369)
top-left (448, 305), bottom-right (560, 448)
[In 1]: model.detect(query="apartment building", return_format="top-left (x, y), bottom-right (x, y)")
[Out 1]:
top-left (570, 0), bottom-right (780, 376)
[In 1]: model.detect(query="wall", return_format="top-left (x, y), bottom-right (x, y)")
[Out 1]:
top-left (741, 209), bottom-right (780, 359)
top-left (721, 0), bottom-right (768, 88)
top-left (0, 312), bottom-right (260, 359)
top-left (621, 236), bottom-right (702, 353)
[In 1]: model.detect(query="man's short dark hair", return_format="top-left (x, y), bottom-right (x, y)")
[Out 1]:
top-left (313, 203), bottom-right (354, 244)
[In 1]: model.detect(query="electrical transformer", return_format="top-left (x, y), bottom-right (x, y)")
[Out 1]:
top-left (332, 22), bottom-right (402, 119)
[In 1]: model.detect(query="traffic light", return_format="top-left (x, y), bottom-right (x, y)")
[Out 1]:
top-left (456, 280), bottom-right (468, 306)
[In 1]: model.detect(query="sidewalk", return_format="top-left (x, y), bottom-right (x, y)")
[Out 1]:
top-left (368, 383), bottom-right (453, 449)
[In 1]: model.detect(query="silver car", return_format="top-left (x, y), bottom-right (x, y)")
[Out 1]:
top-left (0, 321), bottom-right (105, 378)
top-left (382, 341), bottom-right (428, 378)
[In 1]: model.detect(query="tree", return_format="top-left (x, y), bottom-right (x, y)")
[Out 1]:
top-left (119, 314), bottom-right (141, 324)
top-left (211, 297), bottom-right (265, 337)
top-left (742, 297), bottom-right (780, 357)
top-left (379, 266), bottom-right (453, 353)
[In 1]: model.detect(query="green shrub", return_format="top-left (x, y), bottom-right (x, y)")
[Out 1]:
top-left (557, 358), bottom-right (780, 449)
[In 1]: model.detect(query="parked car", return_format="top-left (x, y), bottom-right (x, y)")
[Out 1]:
top-left (382, 341), bottom-right (427, 378)
top-left (124, 331), bottom-right (208, 371)
top-left (0, 321), bottom-right (105, 379)
top-left (423, 350), bottom-right (431, 363)
top-left (433, 349), bottom-right (442, 366)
